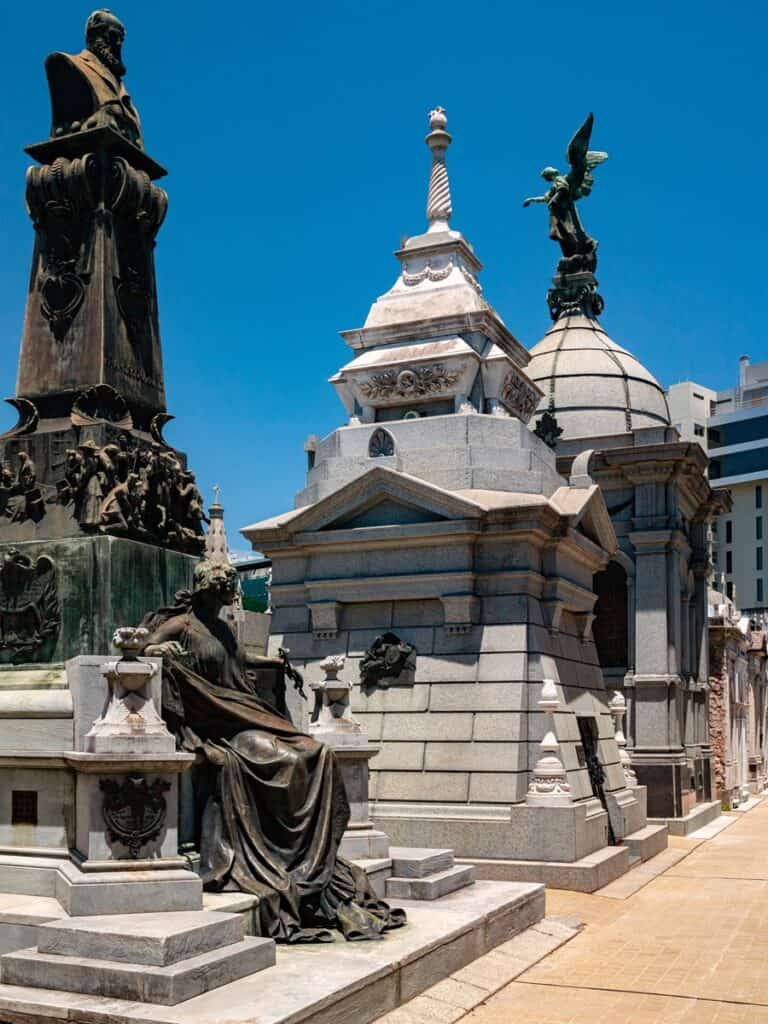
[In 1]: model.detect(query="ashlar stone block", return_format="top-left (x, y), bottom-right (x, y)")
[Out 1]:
top-left (429, 682), bottom-right (525, 713)
top-left (425, 742), bottom-right (524, 773)
top-left (383, 713), bottom-right (474, 742)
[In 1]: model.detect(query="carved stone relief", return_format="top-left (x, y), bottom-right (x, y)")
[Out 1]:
top-left (500, 369), bottom-right (540, 422)
top-left (0, 548), bottom-right (60, 663)
top-left (359, 363), bottom-right (464, 403)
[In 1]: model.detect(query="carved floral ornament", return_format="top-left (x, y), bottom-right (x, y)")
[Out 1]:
top-left (500, 369), bottom-right (540, 422)
top-left (358, 363), bottom-right (464, 403)
top-left (401, 258), bottom-right (482, 294)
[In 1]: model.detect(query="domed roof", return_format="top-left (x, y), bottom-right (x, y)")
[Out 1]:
top-left (527, 314), bottom-right (670, 442)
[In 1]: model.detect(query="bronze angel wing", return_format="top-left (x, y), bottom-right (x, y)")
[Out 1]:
top-left (566, 113), bottom-right (608, 187)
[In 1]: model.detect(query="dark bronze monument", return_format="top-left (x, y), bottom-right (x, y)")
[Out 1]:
top-left (523, 112), bottom-right (609, 321)
top-left (142, 561), bottom-right (405, 942)
top-left (0, 10), bottom-right (206, 661)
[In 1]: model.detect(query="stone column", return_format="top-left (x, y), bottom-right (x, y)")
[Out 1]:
top-left (629, 528), bottom-right (689, 817)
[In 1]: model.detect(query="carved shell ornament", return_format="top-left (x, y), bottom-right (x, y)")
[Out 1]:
top-left (369, 428), bottom-right (395, 458)
top-left (359, 363), bottom-right (463, 401)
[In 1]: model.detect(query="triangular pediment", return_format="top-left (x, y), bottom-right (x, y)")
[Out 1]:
top-left (330, 497), bottom-right (450, 530)
top-left (550, 484), bottom-right (617, 554)
top-left (284, 467), bottom-right (484, 535)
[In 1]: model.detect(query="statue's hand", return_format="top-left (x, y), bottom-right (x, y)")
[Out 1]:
top-left (523, 198), bottom-right (532, 207)
top-left (144, 640), bottom-right (188, 660)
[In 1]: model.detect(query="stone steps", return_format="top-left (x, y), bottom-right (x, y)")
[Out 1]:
top-left (385, 846), bottom-right (475, 901)
top-left (623, 823), bottom-right (668, 863)
top-left (0, 911), bottom-right (275, 1006)
top-left (353, 857), bottom-right (393, 898)
top-left (649, 799), bottom-right (722, 837)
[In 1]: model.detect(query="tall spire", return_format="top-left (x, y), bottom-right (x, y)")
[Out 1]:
top-left (425, 107), bottom-right (453, 232)
top-left (205, 484), bottom-right (230, 565)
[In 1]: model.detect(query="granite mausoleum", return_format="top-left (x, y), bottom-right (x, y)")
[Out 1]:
top-left (524, 120), bottom-right (729, 833)
top-left (244, 109), bottom-right (667, 890)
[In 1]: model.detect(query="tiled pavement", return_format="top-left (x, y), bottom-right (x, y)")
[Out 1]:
top-left (465, 800), bottom-right (768, 1023)
top-left (379, 799), bottom-right (768, 1023)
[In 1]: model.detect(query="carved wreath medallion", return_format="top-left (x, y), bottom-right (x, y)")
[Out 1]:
top-left (359, 363), bottom-right (463, 403)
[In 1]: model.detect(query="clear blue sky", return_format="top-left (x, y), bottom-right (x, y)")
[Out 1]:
top-left (0, 1), bottom-right (764, 549)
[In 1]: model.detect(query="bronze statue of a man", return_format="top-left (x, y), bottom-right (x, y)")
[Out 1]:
top-left (44, 9), bottom-right (143, 148)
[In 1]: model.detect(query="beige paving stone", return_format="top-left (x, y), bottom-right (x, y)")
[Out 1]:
top-left (381, 800), bottom-right (768, 1023)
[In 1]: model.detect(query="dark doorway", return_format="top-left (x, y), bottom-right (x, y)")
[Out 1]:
top-left (593, 561), bottom-right (629, 670)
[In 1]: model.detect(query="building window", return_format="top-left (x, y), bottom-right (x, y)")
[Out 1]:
top-left (713, 549), bottom-right (718, 564)
top-left (11, 791), bottom-right (37, 826)
top-left (758, 549), bottom-right (763, 572)
top-left (727, 581), bottom-right (734, 600)
top-left (758, 517), bottom-right (763, 541)
top-left (759, 579), bottom-right (765, 604)
top-left (726, 550), bottom-right (733, 574)
top-left (726, 520), bottom-right (733, 544)
top-left (758, 485), bottom-right (764, 509)
top-left (694, 423), bottom-right (705, 437)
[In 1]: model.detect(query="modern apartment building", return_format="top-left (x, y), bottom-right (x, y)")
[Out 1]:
top-left (668, 357), bottom-right (768, 614)
top-left (667, 381), bottom-right (717, 447)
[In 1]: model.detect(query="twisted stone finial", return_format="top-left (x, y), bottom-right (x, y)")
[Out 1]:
top-left (425, 107), bottom-right (453, 232)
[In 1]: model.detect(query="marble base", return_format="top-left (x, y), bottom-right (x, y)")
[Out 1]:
top-left (648, 799), bottom-right (722, 837)
top-left (0, 880), bottom-right (544, 1023)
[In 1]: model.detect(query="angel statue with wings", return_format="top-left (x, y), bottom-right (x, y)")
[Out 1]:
top-left (523, 113), bottom-right (608, 274)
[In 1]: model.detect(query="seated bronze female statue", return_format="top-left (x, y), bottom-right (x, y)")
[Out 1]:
top-left (143, 558), bottom-right (405, 943)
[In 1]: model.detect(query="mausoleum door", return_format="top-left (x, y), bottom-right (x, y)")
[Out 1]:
top-left (577, 715), bottom-right (616, 844)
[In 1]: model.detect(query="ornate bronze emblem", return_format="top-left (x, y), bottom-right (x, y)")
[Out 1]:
top-left (360, 632), bottom-right (418, 695)
top-left (99, 774), bottom-right (170, 858)
top-left (0, 548), bottom-right (60, 663)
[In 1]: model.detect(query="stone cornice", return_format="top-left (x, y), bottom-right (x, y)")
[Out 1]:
top-left (339, 309), bottom-right (529, 367)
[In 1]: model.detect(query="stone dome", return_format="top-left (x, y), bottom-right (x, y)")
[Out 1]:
top-left (526, 314), bottom-right (670, 442)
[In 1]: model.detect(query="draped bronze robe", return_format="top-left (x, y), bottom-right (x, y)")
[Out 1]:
top-left (144, 603), bottom-right (404, 943)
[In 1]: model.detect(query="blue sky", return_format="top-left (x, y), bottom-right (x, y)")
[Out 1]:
top-left (0, 1), bottom-right (764, 547)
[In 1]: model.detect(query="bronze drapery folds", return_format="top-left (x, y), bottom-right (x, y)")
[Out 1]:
top-left (143, 560), bottom-right (405, 943)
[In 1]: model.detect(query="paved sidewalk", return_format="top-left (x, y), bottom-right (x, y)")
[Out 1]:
top-left (465, 800), bottom-right (768, 1023)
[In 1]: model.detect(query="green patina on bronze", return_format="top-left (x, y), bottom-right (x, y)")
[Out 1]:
top-left (524, 113), bottom-right (609, 321)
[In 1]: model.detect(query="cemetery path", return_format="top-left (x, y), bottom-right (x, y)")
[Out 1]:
top-left (379, 798), bottom-right (768, 1023)
top-left (466, 798), bottom-right (768, 1023)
